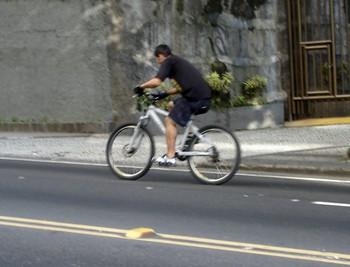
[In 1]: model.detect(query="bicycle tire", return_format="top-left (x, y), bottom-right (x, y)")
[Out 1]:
top-left (187, 125), bottom-right (241, 185)
top-left (106, 123), bottom-right (155, 180)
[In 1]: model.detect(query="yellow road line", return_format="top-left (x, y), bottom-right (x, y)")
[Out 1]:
top-left (0, 221), bottom-right (123, 239)
top-left (0, 216), bottom-right (349, 265)
top-left (0, 215), bottom-right (128, 234)
top-left (159, 233), bottom-right (350, 259)
top-left (142, 238), bottom-right (350, 266)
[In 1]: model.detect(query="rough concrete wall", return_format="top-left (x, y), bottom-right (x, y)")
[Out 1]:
top-left (0, 0), bottom-right (288, 129)
top-left (0, 0), bottom-right (112, 123)
top-left (106, 0), bottom-right (288, 123)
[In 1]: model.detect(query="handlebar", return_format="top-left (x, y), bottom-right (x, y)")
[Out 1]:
top-left (133, 92), bottom-right (160, 105)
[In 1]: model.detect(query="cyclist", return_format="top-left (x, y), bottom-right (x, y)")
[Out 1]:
top-left (134, 44), bottom-right (211, 166)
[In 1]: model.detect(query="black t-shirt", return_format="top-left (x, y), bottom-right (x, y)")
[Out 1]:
top-left (155, 55), bottom-right (211, 101)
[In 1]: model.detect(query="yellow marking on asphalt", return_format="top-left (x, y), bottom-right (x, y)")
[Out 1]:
top-left (0, 221), bottom-right (123, 239)
top-left (141, 238), bottom-right (350, 266)
top-left (0, 216), bottom-right (350, 265)
top-left (159, 233), bottom-right (350, 259)
top-left (126, 228), bottom-right (157, 239)
top-left (0, 216), bottom-right (128, 234)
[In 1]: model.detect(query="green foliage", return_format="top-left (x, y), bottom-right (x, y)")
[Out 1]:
top-left (11, 117), bottom-right (19, 123)
top-left (232, 95), bottom-right (249, 107)
top-left (206, 72), bottom-right (235, 110)
top-left (241, 75), bottom-right (267, 106)
top-left (136, 80), bottom-right (180, 112)
top-left (136, 73), bottom-right (268, 112)
top-left (136, 92), bottom-right (152, 112)
top-left (206, 72), bottom-right (234, 93)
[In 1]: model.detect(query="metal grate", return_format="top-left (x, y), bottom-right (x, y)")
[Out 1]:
top-left (287, 0), bottom-right (350, 119)
top-left (334, 0), bottom-right (350, 95)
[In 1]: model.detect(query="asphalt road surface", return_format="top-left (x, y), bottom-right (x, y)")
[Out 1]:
top-left (0, 159), bottom-right (349, 267)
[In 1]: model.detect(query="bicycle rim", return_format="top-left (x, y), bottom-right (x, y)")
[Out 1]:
top-left (188, 127), bottom-right (241, 185)
top-left (106, 124), bottom-right (154, 180)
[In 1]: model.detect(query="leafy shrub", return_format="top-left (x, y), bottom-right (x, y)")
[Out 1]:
top-left (206, 72), bottom-right (235, 110)
top-left (136, 73), bottom-right (268, 112)
top-left (232, 95), bottom-right (249, 107)
top-left (241, 75), bottom-right (267, 106)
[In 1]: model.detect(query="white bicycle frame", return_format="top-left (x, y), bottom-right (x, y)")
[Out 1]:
top-left (129, 105), bottom-right (214, 157)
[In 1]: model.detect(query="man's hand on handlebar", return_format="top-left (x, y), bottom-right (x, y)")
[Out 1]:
top-left (133, 86), bottom-right (144, 96)
top-left (149, 91), bottom-right (168, 101)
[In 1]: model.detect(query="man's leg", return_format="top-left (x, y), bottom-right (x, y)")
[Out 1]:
top-left (165, 116), bottom-right (177, 158)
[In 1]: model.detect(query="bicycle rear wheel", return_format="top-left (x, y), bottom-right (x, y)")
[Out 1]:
top-left (187, 126), bottom-right (241, 185)
top-left (106, 123), bottom-right (154, 180)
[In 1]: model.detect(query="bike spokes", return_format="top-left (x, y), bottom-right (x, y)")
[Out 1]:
top-left (188, 127), bottom-right (241, 185)
top-left (106, 124), bottom-right (154, 180)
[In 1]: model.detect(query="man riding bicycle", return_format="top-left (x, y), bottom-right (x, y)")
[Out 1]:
top-left (134, 44), bottom-right (212, 167)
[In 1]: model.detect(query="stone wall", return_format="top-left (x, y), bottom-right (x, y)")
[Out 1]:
top-left (106, 0), bottom-right (288, 125)
top-left (0, 0), bottom-right (112, 125)
top-left (0, 0), bottom-right (289, 131)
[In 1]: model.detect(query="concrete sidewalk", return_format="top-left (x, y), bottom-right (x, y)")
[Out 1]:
top-left (0, 124), bottom-right (349, 177)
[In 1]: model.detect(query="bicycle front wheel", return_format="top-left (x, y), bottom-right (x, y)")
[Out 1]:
top-left (106, 123), bottom-right (155, 180)
top-left (188, 126), bottom-right (241, 185)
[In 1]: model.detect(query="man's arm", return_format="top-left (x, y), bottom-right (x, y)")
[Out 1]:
top-left (140, 78), bottom-right (180, 95)
top-left (141, 78), bottom-right (162, 89)
top-left (165, 87), bottom-right (181, 95)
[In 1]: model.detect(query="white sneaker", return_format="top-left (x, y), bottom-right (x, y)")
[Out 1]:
top-left (155, 154), bottom-right (176, 167)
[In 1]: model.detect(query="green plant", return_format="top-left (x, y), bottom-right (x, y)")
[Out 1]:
top-left (136, 80), bottom-right (180, 112)
top-left (232, 95), bottom-right (248, 107)
top-left (11, 117), bottom-right (19, 123)
top-left (241, 75), bottom-right (267, 105)
top-left (206, 71), bottom-right (235, 110)
top-left (206, 72), bottom-right (233, 93)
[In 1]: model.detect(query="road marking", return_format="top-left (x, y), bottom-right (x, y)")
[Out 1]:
top-left (0, 157), bottom-right (108, 167)
top-left (0, 157), bottom-right (349, 184)
top-left (312, 201), bottom-right (350, 208)
top-left (238, 172), bottom-right (350, 184)
top-left (0, 215), bottom-right (350, 265)
top-left (126, 228), bottom-right (157, 239)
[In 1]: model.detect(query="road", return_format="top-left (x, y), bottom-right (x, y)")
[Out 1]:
top-left (0, 159), bottom-right (349, 267)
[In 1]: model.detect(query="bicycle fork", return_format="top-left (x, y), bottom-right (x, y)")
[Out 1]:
top-left (126, 123), bottom-right (144, 154)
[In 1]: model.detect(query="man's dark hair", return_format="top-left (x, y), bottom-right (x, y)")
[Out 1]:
top-left (154, 44), bottom-right (172, 57)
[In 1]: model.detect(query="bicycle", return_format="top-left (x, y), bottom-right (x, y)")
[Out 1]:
top-left (106, 94), bottom-right (241, 185)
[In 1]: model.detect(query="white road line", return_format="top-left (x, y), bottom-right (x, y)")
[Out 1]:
top-left (0, 157), bottom-right (108, 167)
top-left (312, 201), bottom-right (350, 208)
top-left (237, 172), bottom-right (350, 184)
top-left (0, 157), bottom-right (349, 184)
